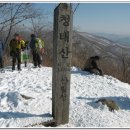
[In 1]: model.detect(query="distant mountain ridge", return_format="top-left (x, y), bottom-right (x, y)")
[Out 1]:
top-left (92, 32), bottom-right (130, 46)
top-left (44, 30), bottom-right (130, 84)
top-left (44, 31), bottom-right (130, 59)
top-left (75, 32), bottom-right (130, 57)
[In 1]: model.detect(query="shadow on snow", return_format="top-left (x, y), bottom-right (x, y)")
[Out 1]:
top-left (77, 96), bottom-right (130, 110)
top-left (71, 70), bottom-right (91, 76)
top-left (0, 112), bottom-right (52, 119)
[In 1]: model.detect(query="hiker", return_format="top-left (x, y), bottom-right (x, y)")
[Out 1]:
top-left (29, 34), bottom-right (44, 68)
top-left (0, 39), bottom-right (4, 71)
top-left (18, 36), bottom-right (29, 67)
top-left (83, 56), bottom-right (103, 76)
top-left (23, 41), bottom-right (30, 67)
top-left (9, 33), bottom-right (25, 71)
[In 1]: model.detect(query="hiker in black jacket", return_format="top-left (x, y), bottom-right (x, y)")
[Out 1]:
top-left (83, 56), bottom-right (103, 76)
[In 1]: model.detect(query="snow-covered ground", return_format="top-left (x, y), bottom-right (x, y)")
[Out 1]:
top-left (0, 64), bottom-right (130, 128)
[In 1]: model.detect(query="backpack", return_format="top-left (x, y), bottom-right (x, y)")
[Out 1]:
top-left (36, 38), bottom-right (45, 54)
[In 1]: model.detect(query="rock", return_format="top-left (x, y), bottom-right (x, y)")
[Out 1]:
top-left (20, 94), bottom-right (34, 100)
top-left (96, 98), bottom-right (119, 112)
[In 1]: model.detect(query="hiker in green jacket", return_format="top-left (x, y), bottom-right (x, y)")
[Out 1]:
top-left (9, 33), bottom-right (25, 71)
top-left (29, 34), bottom-right (45, 68)
top-left (21, 40), bottom-right (30, 67)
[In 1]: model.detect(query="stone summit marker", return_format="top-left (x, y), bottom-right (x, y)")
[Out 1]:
top-left (52, 3), bottom-right (73, 125)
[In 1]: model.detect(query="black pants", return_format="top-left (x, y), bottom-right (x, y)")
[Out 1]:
top-left (25, 61), bottom-right (27, 67)
top-left (84, 67), bottom-right (103, 76)
top-left (32, 50), bottom-right (41, 67)
top-left (0, 56), bottom-right (4, 68)
top-left (12, 51), bottom-right (21, 70)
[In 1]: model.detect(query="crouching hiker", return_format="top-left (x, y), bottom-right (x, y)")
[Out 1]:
top-left (83, 56), bottom-right (103, 76)
top-left (30, 34), bottom-right (45, 68)
top-left (0, 39), bottom-right (4, 72)
top-left (9, 33), bottom-right (25, 71)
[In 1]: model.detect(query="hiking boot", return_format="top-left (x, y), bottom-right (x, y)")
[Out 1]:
top-left (33, 66), bottom-right (37, 68)
top-left (38, 65), bottom-right (41, 68)
top-left (25, 62), bottom-right (27, 67)
top-left (18, 69), bottom-right (22, 71)
top-left (12, 66), bottom-right (15, 70)
top-left (12, 68), bottom-right (15, 71)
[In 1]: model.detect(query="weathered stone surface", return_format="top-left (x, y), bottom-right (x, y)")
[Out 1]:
top-left (52, 3), bottom-right (73, 125)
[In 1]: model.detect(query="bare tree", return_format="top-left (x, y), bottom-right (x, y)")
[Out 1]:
top-left (0, 3), bottom-right (46, 66)
top-left (23, 9), bottom-right (52, 38)
top-left (0, 3), bottom-right (41, 45)
top-left (120, 48), bottom-right (130, 82)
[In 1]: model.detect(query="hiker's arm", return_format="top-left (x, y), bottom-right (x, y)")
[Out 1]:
top-left (41, 40), bottom-right (45, 48)
top-left (29, 41), bottom-right (32, 48)
top-left (22, 40), bottom-right (25, 50)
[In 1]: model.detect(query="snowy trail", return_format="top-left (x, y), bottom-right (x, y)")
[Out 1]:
top-left (0, 64), bottom-right (130, 127)
top-left (64, 68), bottom-right (130, 127)
top-left (0, 64), bottom-right (53, 127)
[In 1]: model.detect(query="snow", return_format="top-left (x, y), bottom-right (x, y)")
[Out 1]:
top-left (0, 64), bottom-right (130, 128)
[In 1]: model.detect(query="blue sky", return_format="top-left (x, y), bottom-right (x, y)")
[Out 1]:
top-left (34, 3), bottom-right (130, 36)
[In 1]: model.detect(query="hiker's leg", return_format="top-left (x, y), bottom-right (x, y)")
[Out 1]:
top-left (99, 69), bottom-right (103, 76)
top-left (12, 53), bottom-right (16, 70)
top-left (25, 61), bottom-right (27, 67)
top-left (83, 68), bottom-right (89, 71)
top-left (0, 56), bottom-right (2, 68)
top-left (85, 67), bottom-right (94, 74)
top-left (37, 53), bottom-right (42, 67)
top-left (17, 52), bottom-right (21, 70)
top-left (88, 69), bottom-right (94, 74)
top-left (32, 51), bottom-right (37, 67)
top-left (96, 68), bottom-right (103, 76)
top-left (1, 57), bottom-right (4, 69)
